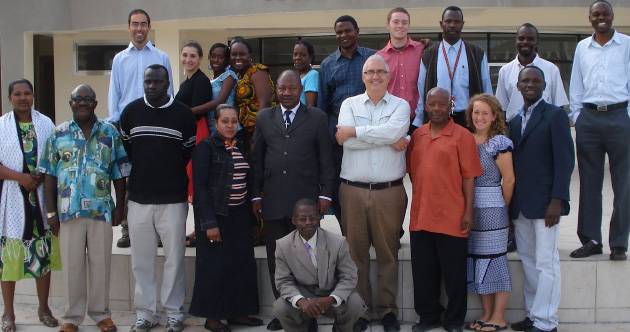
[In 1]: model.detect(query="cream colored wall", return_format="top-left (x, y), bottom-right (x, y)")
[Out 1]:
top-left (53, 31), bottom-right (131, 124)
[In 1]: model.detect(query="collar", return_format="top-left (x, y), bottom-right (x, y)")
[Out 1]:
top-left (280, 102), bottom-right (301, 113)
top-left (419, 118), bottom-right (456, 137)
top-left (441, 39), bottom-right (463, 51)
top-left (384, 37), bottom-right (421, 51)
top-left (69, 115), bottom-right (101, 130)
top-left (589, 28), bottom-right (621, 47)
top-left (334, 45), bottom-right (367, 60)
top-left (359, 91), bottom-right (392, 105)
top-left (211, 130), bottom-right (240, 148)
top-left (144, 94), bottom-right (174, 108)
top-left (128, 40), bottom-right (155, 52)
top-left (518, 98), bottom-right (543, 118)
top-left (300, 229), bottom-right (318, 248)
top-left (515, 53), bottom-right (542, 68)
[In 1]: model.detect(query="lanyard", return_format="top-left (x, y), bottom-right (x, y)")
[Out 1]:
top-left (441, 40), bottom-right (463, 112)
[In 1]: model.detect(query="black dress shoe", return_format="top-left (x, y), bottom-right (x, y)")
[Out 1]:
top-left (411, 321), bottom-right (441, 332)
top-left (444, 326), bottom-right (463, 332)
top-left (117, 235), bottom-right (130, 248)
top-left (610, 247), bottom-right (628, 261)
top-left (267, 318), bottom-right (282, 331)
top-left (352, 318), bottom-right (370, 332)
top-left (511, 317), bottom-right (534, 331)
top-left (227, 318), bottom-right (264, 326)
top-left (308, 318), bottom-right (318, 332)
top-left (525, 327), bottom-right (557, 332)
top-left (570, 241), bottom-right (602, 258)
top-left (381, 313), bottom-right (400, 332)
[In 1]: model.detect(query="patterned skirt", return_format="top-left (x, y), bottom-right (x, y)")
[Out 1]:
top-left (0, 229), bottom-right (61, 281)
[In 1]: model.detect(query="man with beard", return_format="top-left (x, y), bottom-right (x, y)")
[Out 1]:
top-left (496, 23), bottom-right (568, 122)
top-left (252, 70), bottom-right (334, 331)
top-left (318, 15), bottom-right (376, 234)
top-left (569, 0), bottom-right (630, 261)
top-left (414, 6), bottom-right (492, 129)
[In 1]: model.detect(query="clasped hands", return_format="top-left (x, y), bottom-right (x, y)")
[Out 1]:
top-left (296, 296), bottom-right (334, 318)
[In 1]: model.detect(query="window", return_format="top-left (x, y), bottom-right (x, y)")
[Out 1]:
top-left (74, 41), bottom-right (128, 75)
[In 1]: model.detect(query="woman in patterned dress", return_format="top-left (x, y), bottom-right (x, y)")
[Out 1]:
top-left (229, 36), bottom-right (277, 156)
top-left (0, 79), bottom-right (60, 332)
top-left (465, 94), bottom-right (515, 332)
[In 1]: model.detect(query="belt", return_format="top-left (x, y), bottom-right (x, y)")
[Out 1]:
top-left (342, 178), bottom-right (403, 190)
top-left (583, 101), bottom-right (628, 112)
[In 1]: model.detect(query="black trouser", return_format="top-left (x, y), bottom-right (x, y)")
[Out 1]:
top-left (410, 230), bottom-right (467, 328)
top-left (331, 143), bottom-right (343, 234)
top-left (451, 111), bottom-right (472, 132)
top-left (265, 218), bottom-right (296, 299)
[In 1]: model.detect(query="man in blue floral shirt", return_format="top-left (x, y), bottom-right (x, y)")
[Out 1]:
top-left (38, 84), bottom-right (130, 332)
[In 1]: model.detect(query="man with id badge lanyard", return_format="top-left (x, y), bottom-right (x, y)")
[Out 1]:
top-left (413, 6), bottom-right (492, 131)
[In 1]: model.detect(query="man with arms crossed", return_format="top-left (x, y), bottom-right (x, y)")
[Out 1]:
top-left (336, 55), bottom-right (409, 332)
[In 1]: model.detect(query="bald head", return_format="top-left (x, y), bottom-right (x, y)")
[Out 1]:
top-left (277, 70), bottom-right (303, 109)
top-left (71, 84), bottom-right (96, 99)
top-left (426, 87), bottom-right (450, 102)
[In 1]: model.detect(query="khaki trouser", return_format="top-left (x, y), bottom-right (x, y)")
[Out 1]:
top-left (339, 182), bottom-right (407, 319)
top-left (60, 218), bottom-right (113, 326)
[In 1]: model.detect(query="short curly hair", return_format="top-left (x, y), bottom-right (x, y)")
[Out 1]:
top-left (465, 93), bottom-right (506, 138)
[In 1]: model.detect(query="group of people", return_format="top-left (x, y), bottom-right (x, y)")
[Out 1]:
top-left (0, 2), bottom-right (628, 332)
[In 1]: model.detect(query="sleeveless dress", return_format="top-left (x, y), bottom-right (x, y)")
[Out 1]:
top-left (467, 134), bottom-right (513, 294)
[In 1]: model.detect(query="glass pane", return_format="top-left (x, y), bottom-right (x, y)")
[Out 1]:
top-left (460, 33), bottom-right (488, 52)
top-left (538, 35), bottom-right (579, 61)
top-left (488, 33), bottom-right (516, 63)
top-left (262, 37), bottom-right (297, 66)
top-left (489, 64), bottom-right (502, 94)
top-left (76, 44), bottom-right (127, 71)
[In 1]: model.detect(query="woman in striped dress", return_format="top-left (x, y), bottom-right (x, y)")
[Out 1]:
top-left (189, 104), bottom-right (262, 332)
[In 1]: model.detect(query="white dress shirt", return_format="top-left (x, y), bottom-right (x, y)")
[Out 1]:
top-left (290, 230), bottom-right (342, 308)
top-left (338, 92), bottom-right (410, 182)
top-left (569, 29), bottom-right (630, 124)
top-left (496, 54), bottom-right (569, 122)
top-left (107, 41), bottom-right (174, 123)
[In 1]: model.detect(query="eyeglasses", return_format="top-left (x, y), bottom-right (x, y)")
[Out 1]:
top-left (71, 97), bottom-right (96, 104)
top-left (363, 70), bottom-right (389, 77)
top-left (294, 216), bottom-right (320, 222)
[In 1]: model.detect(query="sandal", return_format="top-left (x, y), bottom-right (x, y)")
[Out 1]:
top-left (59, 323), bottom-right (78, 332)
top-left (39, 310), bottom-right (59, 328)
top-left (1, 315), bottom-right (16, 332)
top-left (464, 320), bottom-right (485, 331)
top-left (479, 323), bottom-right (507, 332)
top-left (96, 318), bottom-right (117, 332)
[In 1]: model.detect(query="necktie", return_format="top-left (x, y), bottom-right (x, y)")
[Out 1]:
top-left (304, 242), bottom-right (312, 259)
top-left (284, 110), bottom-right (292, 129)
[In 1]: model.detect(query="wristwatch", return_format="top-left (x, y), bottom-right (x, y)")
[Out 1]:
top-left (46, 211), bottom-right (57, 218)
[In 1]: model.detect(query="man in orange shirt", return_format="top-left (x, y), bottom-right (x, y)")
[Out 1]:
top-left (406, 87), bottom-right (482, 332)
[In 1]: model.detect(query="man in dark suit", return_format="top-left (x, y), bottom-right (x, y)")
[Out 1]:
top-left (252, 70), bottom-right (335, 331)
top-left (508, 66), bottom-right (574, 332)
top-left (273, 199), bottom-right (365, 332)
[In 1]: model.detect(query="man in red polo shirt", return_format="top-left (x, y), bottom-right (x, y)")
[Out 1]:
top-left (407, 87), bottom-right (482, 332)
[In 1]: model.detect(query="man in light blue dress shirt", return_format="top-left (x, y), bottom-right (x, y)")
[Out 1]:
top-left (414, 6), bottom-right (492, 130)
top-left (107, 9), bottom-right (173, 249)
top-left (569, 0), bottom-right (629, 261)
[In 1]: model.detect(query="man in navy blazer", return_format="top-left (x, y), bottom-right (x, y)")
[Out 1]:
top-left (507, 66), bottom-right (574, 332)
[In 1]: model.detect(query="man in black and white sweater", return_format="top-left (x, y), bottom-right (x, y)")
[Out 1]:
top-left (119, 64), bottom-right (196, 332)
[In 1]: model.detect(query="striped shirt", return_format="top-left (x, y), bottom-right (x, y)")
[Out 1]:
top-left (227, 143), bottom-right (249, 206)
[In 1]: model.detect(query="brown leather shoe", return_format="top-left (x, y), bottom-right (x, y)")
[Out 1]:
top-left (610, 247), bottom-right (628, 261)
